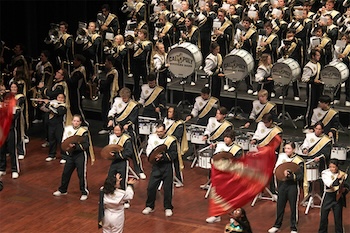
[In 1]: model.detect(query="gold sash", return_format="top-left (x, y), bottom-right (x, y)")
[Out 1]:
top-left (319, 37), bottom-right (331, 50)
top-left (116, 100), bottom-right (137, 122)
top-left (258, 126), bottom-right (282, 147)
top-left (161, 22), bottom-right (173, 35)
top-left (107, 68), bottom-right (119, 103)
top-left (166, 120), bottom-right (189, 158)
top-left (341, 44), bottom-right (350, 57)
top-left (198, 97), bottom-right (218, 119)
top-left (71, 66), bottom-right (87, 83)
top-left (49, 103), bottom-right (66, 119)
top-left (229, 144), bottom-right (242, 156)
top-left (104, 13), bottom-right (116, 27)
top-left (51, 80), bottom-right (72, 125)
top-left (245, 28), bottom-right (256, 40)
top-left (15, 94), bottom-right (26, 138)
top-left (134, 40), bottom-right (152, 57)
top-left (292, 155), bottom-right (308, 198)
top-left (256, 102), bottom-right (275, 122)
top-left (163, 135), bottom-right (183, 169)
top-left (261, 34), bottom-right (277, 52)
top-left (322, 108), bottom-right (337, 128)
top-left (144, 86), bottom-right (163, 107)
top-left (218, 19), bottom-right (232, 33)
top-left (210, 121), bottom-right (232, 141)
top-left (308, 135), bottom-right (331, 156)
top-left (61, 33), bottom-right (72, 45)
top-left (74, 127), bottom-right (95, 165)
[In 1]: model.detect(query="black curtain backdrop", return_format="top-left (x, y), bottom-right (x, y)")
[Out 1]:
top-left (0, 0), bottom-right (125, 61)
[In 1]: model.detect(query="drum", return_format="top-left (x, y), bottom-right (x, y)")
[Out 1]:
top-left (236, 136), bottom-right (249, 150)
top-left (249, 143), bottom-right (258, 152)
top-left (320, 61), bottom-right (349, 87)
top-left (198, 149), bottom-right (212, 169)
top-left (272, 58), bottom-right (301, 86)
top-left (331, 147), bottom-right (347, 160)
top-left (167, 42), bottom-right (203, 78)
top-left (223, 49), bottom-right (254, 81)
top-left (138, 116), bottom-right (157, 135)
top-left (190, 125), bottom-right (206, 145)
top-left (306, 162), bottom-right (319, 181)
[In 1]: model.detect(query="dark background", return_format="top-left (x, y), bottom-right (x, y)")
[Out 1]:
top-left (0, 0), bottom-right (126, 60)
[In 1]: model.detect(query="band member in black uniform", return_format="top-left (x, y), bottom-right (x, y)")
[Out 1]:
top-left (53, 114), bottom-right (93, 201)
top-left (43, 93), bottom-right (67, 162)
top-left (98, 55), bottom-right (119, 135)
top-left (318, 159), bottom-right (349, 233)
top-left (138, 72), bottom-right (166, 120)
top-left (244, 89), bottom-right (278, 130)
top-left (268, 142), bottom-right (305, 233)
top-left (156, 13), bottom-right (174, 52)
top-left (134, 0), bottom-right (147, 24)
top-left (186, 87), bottom-right (219, 126)
top-left (259, 22), bottom-right (279, 64)
top-left (8, 44), bottom-right (30, 89)
top-left (0, 87), bottom-right (21, 179)
top-left (56, 21), bottom-right (74, 71)
top-left (107, 87), bottom-right (146, 179)
top-left (322, 14), bottom-right (339, 45)
top-left (164, 106), bottom-right (188, 187)
top-left (132, 29), bottom-right (152, 100)
top-left (66, 54), bottom-right (88, 126)
top-left (278, 29), bottom-right (303, 101)
top-left (112, 35), bottom-right (127, 89)
top-left (199, 2), bottom-right (216, 66)
top-left (203, 42), bottom-right (224, 99)
top-left (142, 122), bottom-right (179, 217)
top-left (97, 4), bottom-right (120, 42)
top-left (153, 42), bottom-right (169, 90)
top-left (254, 54), bottom-right (274, 98)
top-left (215, 8), bottom-right (233, 58)
top-left (302, 49), bottom-right (324, 129)
top-left (308, 95), bottom-right (340, 142)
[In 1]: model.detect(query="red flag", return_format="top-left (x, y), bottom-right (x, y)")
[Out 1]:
top-left (209, 135), bottom-right (281, 216)
top-left (0, 94), bottom-right (16, 147)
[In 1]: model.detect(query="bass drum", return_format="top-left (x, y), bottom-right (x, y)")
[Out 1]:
top-left (320, 61), bottom-right (349, 87)
top-left (272, 58), bottom-right (301, 86)
top-left (167, 42), bottom-right (203, 78)
top-left (223, 49), bottom-right (254, 81)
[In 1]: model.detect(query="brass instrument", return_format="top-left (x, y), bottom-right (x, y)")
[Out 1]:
top-left (30, 87), bottom-right (44, 108)
top-left (211, 18), bottom-right (221, 42)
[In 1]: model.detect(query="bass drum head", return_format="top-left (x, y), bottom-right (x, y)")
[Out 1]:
top-left (167, 42), bottom-right (203, 78)
top-left (272, 58), bottom-right (301, 86)
top-left (321, 61), bottom-right (349, 87)
top-left (223, 49), bottom-right (254, 81)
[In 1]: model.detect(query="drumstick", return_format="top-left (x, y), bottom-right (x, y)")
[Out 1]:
top-left (305, 154), bottom-right (324, 165)
top-left (198, 145), bottom-right (211, 153)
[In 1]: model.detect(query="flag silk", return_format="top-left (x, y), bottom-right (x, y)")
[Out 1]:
top-left (209, 135), bottom-right (282, 217)
top-left (0, 94), bottom-right (16, 147)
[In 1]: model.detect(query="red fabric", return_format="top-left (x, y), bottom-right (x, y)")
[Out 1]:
top-left (209, 135), bottom-right (282, 216)
top-left (0, 94), bottom-right (16, 147)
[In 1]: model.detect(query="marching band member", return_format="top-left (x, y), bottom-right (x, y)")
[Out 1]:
top-left (107, 124), bottom-right (138, 192)
top-left (164, 106), bottom-right (188, 187)
top-left (156, 13), bottom-right (174, 52)
top-left (224, 208), bottom-right (253, 233)
top-left (142, 122), bottom-right (179, 217)
top-left (107, 87), bottom-right (146, 179)
top-left (112, 34), bottom-right (127, 89)
top-left (244, 89), bottom-right (278, 129)
top-left (206, 129), bottom-right (243, 223)
top-left (53, 114), bottom-right (93, 201)
top-left (99, 174), bottom-right (136, 233)
top-left (300, 122), bottom-right (332, 184)
top-left (308, 27), bottom-right (333, 66)
top-left (308, 95), bottom-right (339, 142)
top-left (138, 72), bottom-right (166, 119)
top-left (56, 21), bottom-right (74, 69)
top-left (215, 8), bottom-right (233, 58)
top-left (185, 87), bottom-right (219, 126)
top-left (98, 55), bottom-right (119, 135)
top-left (0, 84), bottom-right (21, 179)
top-left (43, 93), bottom-right (67, 162)
top-left (251, 113), bottom-right (283, 148)
top-left (97, 4), bottom-right (120, 42)
top-left (316, 0), bottom-right (341, 26)
top-left (277, 29), bottom-right (303, 101)
top-left (258, 22), bottom-right (279, 64)
top-left (66, 54), bottom-right (88, 126)
top-left (9, 44), bottom-right (30, 89)
top-left (321, 14), bottom-right (339, 45)
top-left (134, 0), bottom-right (147, 24)
top-left (302, 49), bottom-right (324, 129)
top-left (132, 29), bottom-right (152, 100)
top-left (334, 34), bottom-right (350, 106)
top-left (153, 42), bottom-right (169, 91)
top-left (234, 17), bottom-right (257, 94)
top-left (318, 159), bottom-right (349, 233)
top-left (268, 141), bottom-right (305, 233)
top-left (203, 42), bottom-right (224, 99)
top-left (254, 54), bottom-right (274, 98)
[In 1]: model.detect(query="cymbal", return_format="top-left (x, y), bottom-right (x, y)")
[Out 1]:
top-left (61, 135), bottom-right (84, 154)
top-left (213, 151), bottom-right (234, 161)
top-left (100, 144), bottom-right (124, 160)
top-left (148, 144), bottom-right (167, 164)
top-left (275, 162), bottom-right (300, 181)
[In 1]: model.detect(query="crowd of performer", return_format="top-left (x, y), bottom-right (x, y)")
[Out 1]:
top-left (1, 0), bottom-right (350, 233)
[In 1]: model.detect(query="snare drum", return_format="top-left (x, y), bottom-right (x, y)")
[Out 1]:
top-left (306, 162), bottom-right (319, 181)
top-left (321, 61), bottom-right (349, 87)
top-left (331, 147), bottom-right (347, 160)
top-left (138, 116), bottom-right (157, 135)
top-left (236, 136), bottom-right (250, 151)
top-left (167, 42), bottom-right (203, 77)
top-left (272, 58), bottom-right (301, 86)
top-left (198, 149), bottom-right (212, 169)
top-left (190, 125), bottom-right (207, 145)
top-left (223, 49), bottom-right (255, 81)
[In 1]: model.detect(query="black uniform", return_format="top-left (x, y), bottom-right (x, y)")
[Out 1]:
top-left (139, 85), bottom-right (166, 119)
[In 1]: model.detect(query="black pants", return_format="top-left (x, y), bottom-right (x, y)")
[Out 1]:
top-left (173, 158), bottom-right (183, 184)
top-left (58, 152), bottom-right (88, 195)
top-left (146, 162), bottom-right (174, 209)
top-left (260, 81), bottom-right (275, 100)
top-left (282, 80), bottom-right (300, 97)
top-left (318, 192), bottom-right (343, 233)
top-left (101, 96), bottom-right (110, 129)
top-left (133, 61), bottom-right (147, 100)
top-left (127, 129), bottom-right (144, 175)
top-left (274, 182), bottom-right (299, 231)
top-left (305, 83), bottom-right (324, 127)
top-left (211, 75), bottom-right (221, 100)
top-left (48, 122), bottom-right (64, 158)
top-left (157, 70), bottom-right (167, 92)
top-left (108, 159), bottom-right (128, 190)
top-left (0, 129), bottom-right (19, 173)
